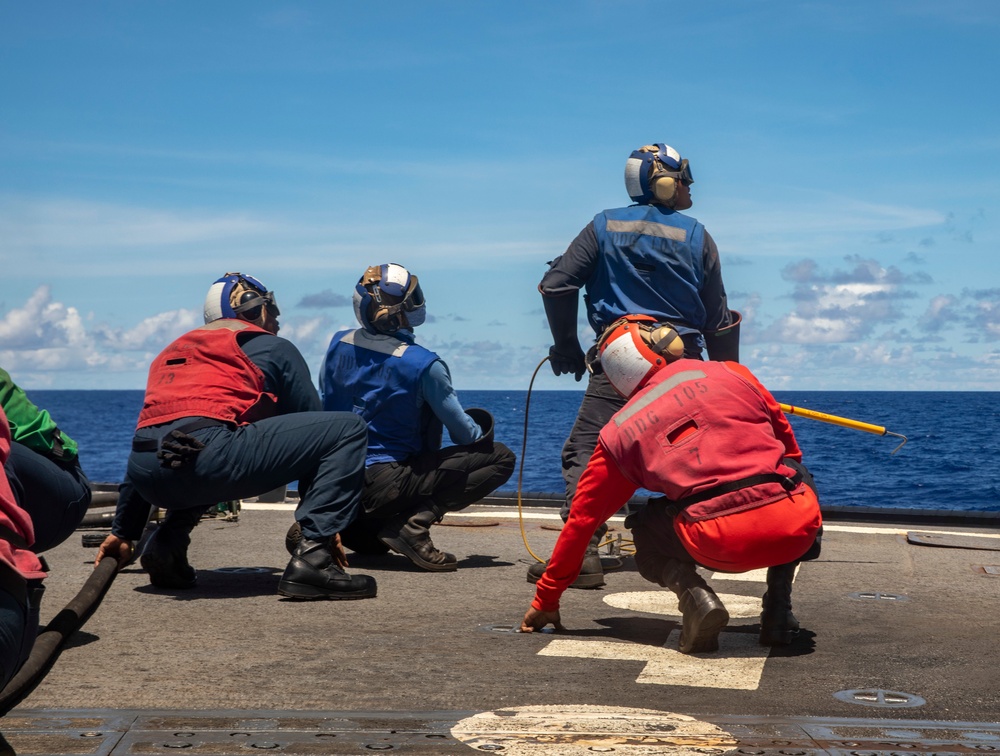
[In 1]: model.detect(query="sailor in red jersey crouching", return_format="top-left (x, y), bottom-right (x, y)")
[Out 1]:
top-left (521, 315), bottom-right (822, 653)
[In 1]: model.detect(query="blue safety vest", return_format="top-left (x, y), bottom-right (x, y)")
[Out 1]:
top-left (587, 204), bottom-right (707, 336)
top-left (321, 328), bottom-right (439, 464)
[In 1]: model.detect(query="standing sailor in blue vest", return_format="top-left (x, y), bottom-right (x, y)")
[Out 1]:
top-left (531, 143), bottom-right (739, 588)
top-left (319, 263), bottom-right (515, 572)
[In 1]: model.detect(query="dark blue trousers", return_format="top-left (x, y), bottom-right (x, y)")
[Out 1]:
top-left (0, 573), bottom-right (41, 690)
top-left (120, 412), bottom-right (367, 542)
top-left (5, 443), bottom-right (92, 553)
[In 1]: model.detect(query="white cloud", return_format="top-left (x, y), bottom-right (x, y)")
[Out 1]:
top-left (108, 309), bottom-right (202, 351)
top-left (0, 285), bottom-right (89, 349)
top-left (0, 286), bottom-right (198, 380)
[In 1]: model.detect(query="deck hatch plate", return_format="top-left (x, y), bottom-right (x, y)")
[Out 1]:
top-left (833, 689), bottom-right (927, 708)
top-left (848, 591), bottom-right (909, 602)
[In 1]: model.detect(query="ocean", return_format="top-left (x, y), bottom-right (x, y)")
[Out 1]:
top-left (29, 389), bottom-right (1000, 514)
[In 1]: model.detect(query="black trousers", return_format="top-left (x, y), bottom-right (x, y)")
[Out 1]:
top-left (359, 442), bottom-right (516, 521)
top-left (559, 371), bottom-right (626, 520)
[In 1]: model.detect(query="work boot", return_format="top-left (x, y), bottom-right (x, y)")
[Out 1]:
top-left (378, 506), bottom-right (457, 572)
top-left (526, 523), bottom-right (607, 588)
top-left (139, 507), bottom-right (205, 590)
top-left (759, 563), bottom-right (799, 645)
top-left (660, 559), bottom-right (729, 654)
top-left (277, 538), bottom-right (377, 600)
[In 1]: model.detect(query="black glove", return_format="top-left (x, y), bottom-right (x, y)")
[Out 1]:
top-left (465, 407), bottom-right (496, 450)
top-left (157, 430), bottom-right (206, 470)
top-left (542, 293), bottom-right (585, 381)
top-left (548, 344), bottom-right (586, 381)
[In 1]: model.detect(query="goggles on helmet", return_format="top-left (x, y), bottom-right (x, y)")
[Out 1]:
top-left (653, 156), bottom-right (693, 187)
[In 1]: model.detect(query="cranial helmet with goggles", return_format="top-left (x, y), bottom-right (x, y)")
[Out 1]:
top-left (203, 272), bottom-right (280, 326)
top-left (353, 263), bottom-right (426, 334)
top-left (597, 315), bottom-right (686, 398)
top-left (624, 143), bottom-right (694, 206)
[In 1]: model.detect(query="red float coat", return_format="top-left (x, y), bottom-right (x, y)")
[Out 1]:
top-left (137, 320), bottom-right (279, 429)
top-left (532, 360), bottom-right (820, 612)
top-left (0, 406), bottom-right (46, 582)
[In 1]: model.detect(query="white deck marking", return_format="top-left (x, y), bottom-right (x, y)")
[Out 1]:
top-left (237, 503), bottom-right (997, 540)
top-left (710, 567), bottom-right (769, 582)
top-left (445, 510), bottom-right (629, 523)
top-left (604, 590), bottom-right (762, 618)
top-left (539, 632), bottom-right (768, 690)
top-left (239, 502), bottom-right (629, 522)
top-left (823, 523), bottom-right (1000, 539)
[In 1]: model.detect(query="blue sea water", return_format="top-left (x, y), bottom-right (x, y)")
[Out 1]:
top-left (29, 389), bottom-right (1000, 513)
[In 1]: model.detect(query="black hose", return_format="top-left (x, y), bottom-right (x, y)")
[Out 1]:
top-left (0, 556), bottom-right (118, 716)
top-left (89, 491), bottom-right (118, 508)
top-left (77, 509), bottom-right (116, 529)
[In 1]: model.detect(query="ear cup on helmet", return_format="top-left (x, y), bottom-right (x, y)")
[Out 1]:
top-left (649, 325), bottom-right (685, 360)
top-left (652, 175), bottom-right (677, 203)
top-left (370, 305), bottom-right (401, 333)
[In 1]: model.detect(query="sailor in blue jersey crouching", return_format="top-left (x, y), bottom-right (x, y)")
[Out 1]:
top-left (94, 273), bottom-right (377, 601)
top-left (318, 263), bottom-right (515, 572)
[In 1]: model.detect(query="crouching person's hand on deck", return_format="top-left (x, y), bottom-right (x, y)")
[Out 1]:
top-left (95, 534), bottom-right (134, 571)
top-left (521, 607), bottom-right (564, 633)
top-left (331, 533), bottom-right (349, 569)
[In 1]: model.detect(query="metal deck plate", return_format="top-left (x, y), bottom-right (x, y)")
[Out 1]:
top-left (906, 532), bottom-right (1000, 551)
top-left (5, 709), bottom-right (1000, 756)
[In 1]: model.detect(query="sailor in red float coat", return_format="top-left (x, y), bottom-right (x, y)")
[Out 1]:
top-left (522, 315), bottom-right (821, 654)
top-left (0, 405), bottom-right (47, 688)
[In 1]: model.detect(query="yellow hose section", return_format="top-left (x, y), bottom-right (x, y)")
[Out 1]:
top-left (779, 403), bottom-right (887, 435)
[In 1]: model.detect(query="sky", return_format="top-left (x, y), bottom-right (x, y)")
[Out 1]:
top-left (1, 1), bottom-right (999, 392)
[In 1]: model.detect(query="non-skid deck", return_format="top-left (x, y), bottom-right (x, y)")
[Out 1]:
top-left (4, 499), bottom-right (1000, 754)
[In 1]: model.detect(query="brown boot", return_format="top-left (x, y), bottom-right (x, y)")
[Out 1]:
top-left (660, 559), bottom-right (729, 654)
top-left (378, 506), bottom-right (457, 572)
top-left (526, 523), bottom-right (607, 588)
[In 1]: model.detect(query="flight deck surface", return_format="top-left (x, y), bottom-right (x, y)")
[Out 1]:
top-left (4, 498), bottom-right (999, 754)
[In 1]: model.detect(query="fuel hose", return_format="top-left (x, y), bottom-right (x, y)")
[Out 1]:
top-left (0, 556), bottom-right (118, 715)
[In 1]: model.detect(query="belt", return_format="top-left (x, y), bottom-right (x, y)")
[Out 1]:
top-left (672, 470), bottom-right (804, 511)
top-left (132, 418), bottom-right (229, 453)
top-left (635, 470), bottom-right (805, 522)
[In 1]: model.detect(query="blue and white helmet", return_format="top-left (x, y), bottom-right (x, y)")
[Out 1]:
top-left (624, 143), bottom-right (693, 204)
top-left (203, 272), bottom-right (279, 324)
top-left (353, 263), bottom-right (426, 334)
